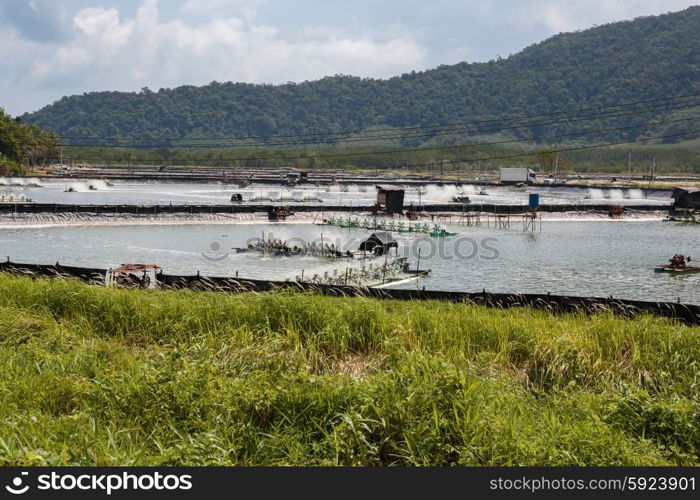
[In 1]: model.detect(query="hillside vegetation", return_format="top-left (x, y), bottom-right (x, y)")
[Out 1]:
top-left (0, 108), bottom-right (58, 175)
top-left (0, 275), bottom-right (698, 466)
top-left (23, 7), bottom-right (700, 146)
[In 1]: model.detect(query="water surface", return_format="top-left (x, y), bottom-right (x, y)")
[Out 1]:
top-left (0, 220), bottom-right (696, 303)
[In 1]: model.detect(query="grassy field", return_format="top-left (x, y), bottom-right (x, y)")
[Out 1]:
top-left (0, 274), bottom-right (698, 466)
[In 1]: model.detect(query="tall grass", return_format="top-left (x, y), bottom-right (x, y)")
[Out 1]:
top-left (0, 275), bottom-right (697, 465)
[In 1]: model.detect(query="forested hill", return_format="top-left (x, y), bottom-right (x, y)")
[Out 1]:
top-left (22, 7), bottom-right (700, 145)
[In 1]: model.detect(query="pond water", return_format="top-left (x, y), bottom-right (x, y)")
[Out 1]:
top-left (0, 179), bottom-right (671, 207)
top-left (0, 220), bottom-right (696, 303)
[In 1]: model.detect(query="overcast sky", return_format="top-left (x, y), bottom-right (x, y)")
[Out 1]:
top-left (0, 0), bottom-right (696, 115)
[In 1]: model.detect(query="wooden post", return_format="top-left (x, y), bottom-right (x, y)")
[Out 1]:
top-left (627, 152), bottom-right (632, 187)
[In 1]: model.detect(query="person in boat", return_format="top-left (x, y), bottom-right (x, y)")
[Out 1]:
top-left (669, 254), bottom-right (682, 268)
top-left (669, 254), bottom-right (690, 269)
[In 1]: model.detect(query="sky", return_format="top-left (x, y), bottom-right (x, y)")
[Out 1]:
top-left (0, 0), bottom-right (696, 115)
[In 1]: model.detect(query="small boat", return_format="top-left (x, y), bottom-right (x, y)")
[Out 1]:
top-left (430, 230), bottom-right (457, 238)
top-left (654, 265), bottom-right (700, 274)
top-left (656, 254), bottom-right (698, 273)
top-left (478, 190), bottom-right (489, 196)
top-left (452, 196), bottom-right (471, 204)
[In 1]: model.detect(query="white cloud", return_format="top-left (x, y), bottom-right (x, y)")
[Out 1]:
top-left (501, 0), bottom-right (697, 34)
top-left (11, 0), bottom-right (425, 109)
top-left (179, 0), bottom-right (267, 21)
top-left (1, 0), bottom-right (696, 115)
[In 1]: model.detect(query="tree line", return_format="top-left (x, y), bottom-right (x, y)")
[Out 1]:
top-left (0, 108), bottom-right (59, 176)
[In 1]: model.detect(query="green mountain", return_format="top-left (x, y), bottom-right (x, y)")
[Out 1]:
top-left (22, 6), bottom-right (700, 147)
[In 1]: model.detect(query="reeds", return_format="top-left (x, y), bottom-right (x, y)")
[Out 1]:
top-left (0, 274), bottom-right (697, 466)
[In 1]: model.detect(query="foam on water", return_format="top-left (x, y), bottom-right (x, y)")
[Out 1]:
top-left (0, 177), bottom-right (42, 187)
top-left (88, 180), bottom-right (110, 190)
top-left (607, 189), bottom-right (624, 200)
top-left (587, 188), bottom-right (605, 199)
top-left (65, 182), bottom-right (92, 193)
top-left (422, 184), bottom-right (459, 202)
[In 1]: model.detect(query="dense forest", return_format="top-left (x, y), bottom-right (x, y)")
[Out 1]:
top-left (22, 7), bottom-right (700, 150)
top-left (0, 108), bottom-right (59, 176)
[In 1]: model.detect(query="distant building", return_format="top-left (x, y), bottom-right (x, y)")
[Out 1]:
top-left (375, 185), bottom-right (405, 214)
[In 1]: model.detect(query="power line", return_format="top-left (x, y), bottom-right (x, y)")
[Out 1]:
top-left (57, 92), bottom-right (700, 144)
top-left (412, 128), bottom-right (700, 170)
top-left (58, 99), bottom-right (700, 149)
top-left (54, 116), bottom-right (699, 163)
top-left (55, 128), bottom-right (700, 171)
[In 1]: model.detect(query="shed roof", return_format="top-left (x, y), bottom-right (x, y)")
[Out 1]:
top-left (368, 232), bottom-right (396, 244)
top-left (358, 232), bottom-right (398, 251)
top-left (376, 184), bottom-right (405, 192)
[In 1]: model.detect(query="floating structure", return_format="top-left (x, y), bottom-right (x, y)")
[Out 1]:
top-left (358, 232), bottom-right (398, 256)
top-left (317, 215), bottom-right (454, 236)
top-left (655, 266), bottom-right (700, 274)
top-left (237, 235), bottom-right (355, 259)
top-left (655, 254), bottom-right (700, 274)
top-left (430, 229), bottom-right (457, 237)
top-left (0, 193), bottom-right (32, 203)
top-left (294, 257), bottom-right (424, 287)
top-left (107, 263), bottom-right (161, 288)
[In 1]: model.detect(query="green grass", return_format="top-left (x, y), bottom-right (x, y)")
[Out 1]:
top-left (0, 274), bottom-right (697, 466)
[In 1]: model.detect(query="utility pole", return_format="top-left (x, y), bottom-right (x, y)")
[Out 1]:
top-left (553, 152), bottom-right (559, 182)
top-left (648, 157), bottom-right (655, 188)
top-left (627, 152), bottom-right (632, 187)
